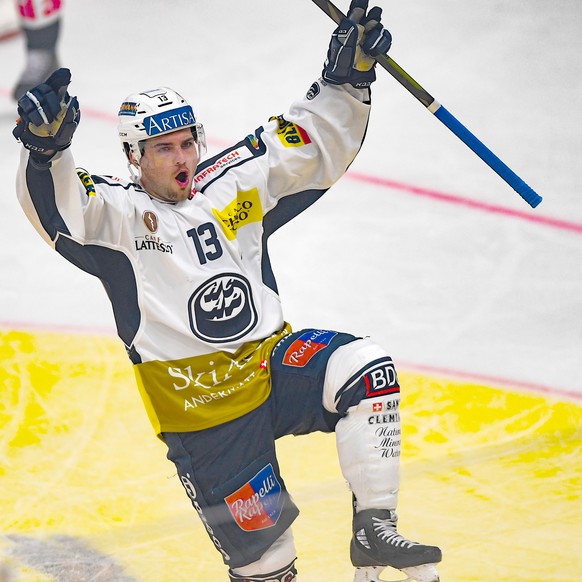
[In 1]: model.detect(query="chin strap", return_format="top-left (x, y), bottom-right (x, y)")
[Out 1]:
top-left (127, 162), bottom-right (142, 184)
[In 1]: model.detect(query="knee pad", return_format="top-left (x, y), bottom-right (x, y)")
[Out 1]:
top-left (229, 528), bottom-right (296, 581)
top-left (322, 338), bottom-right (399, 415)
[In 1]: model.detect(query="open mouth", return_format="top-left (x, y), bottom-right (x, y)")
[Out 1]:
top-left (175, 171), bottom-right (189, 187)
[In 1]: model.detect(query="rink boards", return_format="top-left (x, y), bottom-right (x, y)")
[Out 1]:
top-left (0, 328), bottom-right (581, 582)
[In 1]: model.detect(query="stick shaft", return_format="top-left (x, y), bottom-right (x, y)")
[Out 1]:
top-left (311, 0), bottom-right (542, 208)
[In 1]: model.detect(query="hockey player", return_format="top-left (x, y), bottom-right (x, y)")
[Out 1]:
top-left (13, 0), bottom-right (63, 100)
top-left (13, 1), bottom-right (441, 580)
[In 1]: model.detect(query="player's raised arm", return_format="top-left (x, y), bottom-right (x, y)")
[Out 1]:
top-left (244, 0), bottom-right (392, 207)
top-left (13, 68), bottom-right (130, 252)
top-left (12, 68), bottom-right (87, 247)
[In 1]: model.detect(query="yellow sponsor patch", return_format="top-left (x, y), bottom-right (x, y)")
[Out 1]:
top-left (212, 188), bottom-right (263, 240)
top-left (76, 167), bottom-right (96, 197)
top-left (270, 115), bottom-right (312, 148)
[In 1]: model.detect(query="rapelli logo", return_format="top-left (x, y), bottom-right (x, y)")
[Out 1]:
top-left (282, 329), bottom-right (337, 367)
top-left (224, 464), bottom-right (283, 531)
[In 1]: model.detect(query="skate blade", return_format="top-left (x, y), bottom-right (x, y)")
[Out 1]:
top-left (354, 563), bottom-right (440, 582)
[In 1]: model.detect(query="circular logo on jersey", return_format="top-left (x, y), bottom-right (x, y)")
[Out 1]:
top-left (143, 210), bottom-right (158, 233)
top-left (188, 273), bottom-right (258, 343)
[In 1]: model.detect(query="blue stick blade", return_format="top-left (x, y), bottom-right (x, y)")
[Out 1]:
top-left (433, 105), bottom-right (543, 208)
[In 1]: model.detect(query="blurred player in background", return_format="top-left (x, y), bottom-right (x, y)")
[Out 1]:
top-left (12, 1), bottom-right (441, 581)
top-left (13, 0), bottom-right (63, 99)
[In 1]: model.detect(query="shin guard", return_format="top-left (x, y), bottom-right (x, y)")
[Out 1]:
top-left (323, 339), bottom-right (401, 511)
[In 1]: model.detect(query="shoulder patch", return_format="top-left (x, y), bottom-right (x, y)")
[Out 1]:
top-left (76, 167), bottom-right (96, 197)
top-left (269, 115), bottom-right (312, 148)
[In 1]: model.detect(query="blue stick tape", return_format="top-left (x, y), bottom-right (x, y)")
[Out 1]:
top-left (433, 105), bottom-right (542, 208)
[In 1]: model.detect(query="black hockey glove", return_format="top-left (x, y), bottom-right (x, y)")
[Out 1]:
top-left (13, 67), bottom-right (80, 161)
top-left (322, 0), bottom-right (392, 88)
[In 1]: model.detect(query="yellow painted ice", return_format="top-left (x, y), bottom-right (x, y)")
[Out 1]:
top-left (1, 330), bottom-right (581, 581)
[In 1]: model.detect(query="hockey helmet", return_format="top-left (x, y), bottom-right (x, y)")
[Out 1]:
top-left (117, 87), bottom-right (206, 166)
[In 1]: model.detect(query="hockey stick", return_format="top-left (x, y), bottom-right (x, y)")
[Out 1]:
top-left (312, 0), bottom-right (543, 208)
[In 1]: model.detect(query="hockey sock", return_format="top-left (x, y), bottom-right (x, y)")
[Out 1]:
top-left (336, 392), bottom-right (401, 511)
top-left (322, 338), bottom-right (402, 511)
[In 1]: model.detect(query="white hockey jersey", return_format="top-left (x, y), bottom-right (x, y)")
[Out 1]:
top-left (16, 80), bottom-right (371, 434)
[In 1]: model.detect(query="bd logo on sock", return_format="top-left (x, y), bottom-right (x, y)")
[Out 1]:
top-left (364, 359), bottom-right (400, 397)
top-left (225, 464), bottom-right (283, 531)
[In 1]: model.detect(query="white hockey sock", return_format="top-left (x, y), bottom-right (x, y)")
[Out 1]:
top-left (322, 339), bottom-right (402, 512)
top-left (230, 527), bottom-right (296, 577)
top-left (336, 393), bottom-right (401, 511)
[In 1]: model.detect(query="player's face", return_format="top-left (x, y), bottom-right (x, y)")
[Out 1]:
top-left (138, 128), bottom-right (199, 203)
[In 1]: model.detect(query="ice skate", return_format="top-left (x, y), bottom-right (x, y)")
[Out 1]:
top-left (13, 49), bottom-right (59, 100)
top-left (351, 509), bottom-right (441, 582)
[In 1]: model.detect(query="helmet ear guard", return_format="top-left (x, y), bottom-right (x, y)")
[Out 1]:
top-left (122, 141), bottom-right (145, 184)
top-left (117, 87), bottom-right (206, 177)
top-left (191, 124), bottom-right (206, 158)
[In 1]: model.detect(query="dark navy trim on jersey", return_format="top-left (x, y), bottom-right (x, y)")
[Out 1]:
top-left (55, 235), bottom-right (142, 358)
top-left (195, 128), bottom-right (267, 194)
top-left (260, 188), bottom-right (327, 293)
top-left (26, 157), bottom-right (70, 241)
top-left (94, 174), bottom-right (147, 194)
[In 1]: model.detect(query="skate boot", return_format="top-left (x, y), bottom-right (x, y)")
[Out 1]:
top-left (13, 49), bottom-right (59, 100)
top-left (351, 509), bottom-right (441, 582)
